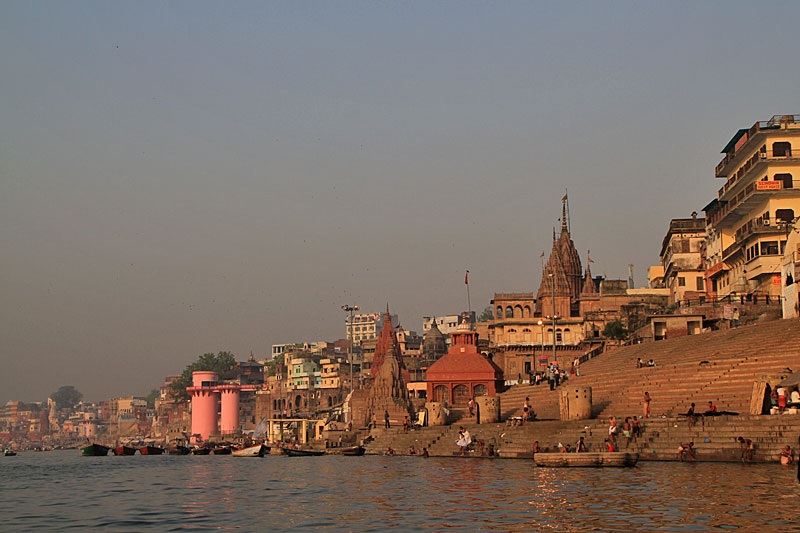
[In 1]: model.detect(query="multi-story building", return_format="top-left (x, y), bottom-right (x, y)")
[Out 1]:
top-left (422, 313), bottom-right (476, 336)
top-left (703, 114), bottom-right (800, 300)
top-left (659, 215), bottom-right (707, 304)
top-left (345, 312), bottom-right (398, 343)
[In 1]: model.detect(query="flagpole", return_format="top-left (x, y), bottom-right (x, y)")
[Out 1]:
top-left (465, 270), bottom-right (471, 314)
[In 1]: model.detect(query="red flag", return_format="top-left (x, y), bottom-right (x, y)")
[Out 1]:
top-left (465, 270), bottom-right (469, 284)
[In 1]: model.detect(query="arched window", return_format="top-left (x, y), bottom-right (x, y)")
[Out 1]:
top-left (295, 395), bottom-right (302, 409)
top-left (473, 384), bottom-right (488, 397)
top-left (522, 328), bottom-right (531, 333)
top-left (514, 305), bottom-right (523, 318)
top-left (433, 385), bottom-right (450, 403)
top-left (523, 305), bottom-right (532, 318)
top-left (327, 396), bottom-right (333, 407)
top-left (506, 306), bottom-right (513, 319)
top-left (508, 328), bottom-right (517, 333)
top-left (496, 306), bottom-right (503, 319)
top-left (452, 384), bottom-right (470, 404)
top-left (773, 141), bottom-right (792, 157)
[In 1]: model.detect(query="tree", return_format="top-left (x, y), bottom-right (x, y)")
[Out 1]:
top-left (49, 385), bottom-right (83, 409)
top-left (168, 351), bottom-right (237, 402)
top-left (602, 319), bottom-right (629, 341)
top-left (478, 305), bottom-right (494, 322)
top-left (144, 388), bottom-right (160, 409)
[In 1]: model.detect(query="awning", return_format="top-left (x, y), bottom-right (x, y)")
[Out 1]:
top-left (721, 128), bottom-right (749, 154)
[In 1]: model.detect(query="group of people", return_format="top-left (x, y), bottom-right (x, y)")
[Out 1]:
top-left (607, 416), bottom-right (641, 450)
top-left (637, 358), bottom-right (657, 368)
top-left (770, 384), bottom-right (800, 414)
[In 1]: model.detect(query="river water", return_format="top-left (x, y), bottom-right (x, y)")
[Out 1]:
top-left (1, 451), bottom-right (799, 531)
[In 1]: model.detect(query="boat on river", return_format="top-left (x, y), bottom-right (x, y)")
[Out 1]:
top-left (212, 446), bottom-right (232, 455)
top-left (81, 443), bottom-right (110, 456)
top-left (340, 445), bottom-right (366, 456)
top-left (167, 445), bottom-right (191, 455)
top-left (113, 446), bottom-right (137, 456)
top-left (4, 449), bottom-right (18, 456)
top-left (139, 445), bottom-right (165, 455)
top-left (232, 444), bottom-right (268, 457)
top-left (281, 447), bottom-right (325, 457)
top-left (534, 452), bottom-right (638, 467)
top-left (191, 447), bottom-right (211, 455)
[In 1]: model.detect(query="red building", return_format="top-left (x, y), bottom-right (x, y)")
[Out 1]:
top-left (426, 314), bottom-right (504, 404)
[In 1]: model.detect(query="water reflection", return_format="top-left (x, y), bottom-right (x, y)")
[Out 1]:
top-left (1, 452), bottom-right (799, 531)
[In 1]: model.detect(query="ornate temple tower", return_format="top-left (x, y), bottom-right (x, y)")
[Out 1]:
top-left (537, 195), bottom-right (583, 317)
top-left (364, 340), bottom-right (415, 427)
top-left (422, 316), bottom-right (447, 361)
top-left (370, 307), bottom-right (403, 377)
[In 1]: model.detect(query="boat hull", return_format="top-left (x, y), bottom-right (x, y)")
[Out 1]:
top-left (534, 452), bottom-right (638, 467)
top-left (232, 444), bottom-right (267, 457)
top-left (113, 446), bottom-right (137, 456)
top-left (167, 446), bottom-right (191, 455)
top-left (340, 446), bottom-right (366, 456)
top-left (192, 447), bottom-right (211, 455)
top-left (81, 444), bottom-right (110, 456)
top-left (282, 447), bottom-right (325, 457)
top-left (139, 446), bottom-right (165, 455)
top-left (212, 447), bottom-right (232, 455)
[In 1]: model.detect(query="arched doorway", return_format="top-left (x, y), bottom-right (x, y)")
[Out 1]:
top-left (433, 385), bottom-right (450, 403)
top-left (452, 384), bottom-right (470, 404)
top-left (473, 384), bottom-right (488, 397)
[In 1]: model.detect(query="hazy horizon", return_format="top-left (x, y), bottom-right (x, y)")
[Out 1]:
top-left (2, 2), bottom-right (799, 403)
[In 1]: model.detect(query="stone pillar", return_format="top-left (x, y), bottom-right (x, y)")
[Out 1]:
top-left (559, 387), bottom-right (592, 420)
top-left (476, 396), bottom-right (500, 424)
top-left (425, 402), bottom-right (448, 426)
top-left (300, 420), bottom-right (308, 444)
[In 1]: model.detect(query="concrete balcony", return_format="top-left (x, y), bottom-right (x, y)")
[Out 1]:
top-left (715, 115), bottom-right (800, 177)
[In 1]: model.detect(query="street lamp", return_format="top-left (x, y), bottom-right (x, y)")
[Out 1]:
top-left (341, 304), bottom-right (359, 393)
top-left (537, 319), bottom-right (544, 365)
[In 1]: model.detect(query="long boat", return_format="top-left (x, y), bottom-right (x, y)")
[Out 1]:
top-left (232, 444), bottom-right (267, 457)
top-left (340, 445), bottom-right (366, 456)
top-left (167, 445), bottom-right (191, 455)
top-left (212, 446), bottom-right (232, 455)
top-left (81, 443), bottom-right (111, 456)
top-left (139, 445), bottom-right (165, 455)
top-left (191, 447), bottom-right (211, 455)
top-left (4, 449), bottom-right (18, 456)
top-left (534, 452), bottom-right (639, 467)
top-left (112, 446), bottom-right (137, 456)
top-left (281, 447), bottom-right (325, 457)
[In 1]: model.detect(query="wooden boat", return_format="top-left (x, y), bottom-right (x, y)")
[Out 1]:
top-left (81, 443), bottom-right (110, 456)
top-left (112, 446), bottom-right (137, 456)
top-left (232, 444), bottom-right (267, 457)
top-left (167, 445), bottom-right (191, 455)
top-left (4, 449), bottom-right (18, 456)
top-left (340, 445), bottom-right (366, 456)
top-left (139, 445), bottom-right (165, 455)
top-left (281, 447), bottom-right (325, 457)
top-left (191, 447), bottom-right (211, 455)
top-left (212, 446), bottom-right (232, 455)
top-left (534, 452), bottom-right (639, 467)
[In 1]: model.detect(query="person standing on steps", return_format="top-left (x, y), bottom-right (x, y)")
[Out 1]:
top-left (643, 392), bottom-right (652, 418)
top-left (384, 410), bottom-right (390, 429)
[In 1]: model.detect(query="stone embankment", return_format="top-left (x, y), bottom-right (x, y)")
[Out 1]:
top-left (364, 414), bottom-right (800, 463)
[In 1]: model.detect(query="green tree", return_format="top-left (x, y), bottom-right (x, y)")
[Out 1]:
top-left (49, 385), bottom-right (83, 409)
top-left (169, 351), bottom-right (237, 402)
top-left (478, 305), bottom-right (494, 322)
top-left (602, 319), bottom-right (629, 341)
top-left (144, 388), bottom-right (160, 409)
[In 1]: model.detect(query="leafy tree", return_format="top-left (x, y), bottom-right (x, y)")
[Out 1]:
top-left (478, 305), bottom-right (494, 322)
top-left (263, 357), bottom-right (280, 377)
top-left (144, 388), bottom-right (160, 409)
top-left (602, 319), bottom-right (629, 341)
top-left (49, 385), bottom-right (83, 409)
top-left (169, 351), bottom-right (237, 402)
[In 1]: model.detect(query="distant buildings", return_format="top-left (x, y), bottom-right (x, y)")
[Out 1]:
top-left (659, 215), bottom-right (707, 304)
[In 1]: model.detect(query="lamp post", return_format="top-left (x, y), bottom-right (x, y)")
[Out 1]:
top-left (341, 304), bottom-right (359, 393)
top-left (537, 319), bottom-right (544, 366)
top-left (549, 273), bottom-right (557, 365)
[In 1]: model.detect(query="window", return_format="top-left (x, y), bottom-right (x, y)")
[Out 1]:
top-left (773, 142), bottom-right (792, 157)
top-left (761, 241), bottom-right (779, 255)
top-left (556, 332), bottom-right (563, 342)
top-left (678, 277), bottom-right (686, 287)
top-left (496, 306), bottom-right (503, 319)
top-left (776, 174), bottom-right (793, 189)
top-left (696, 277), bottom-right (705, 291)
top-left (776, 209), bottom-right (795, 224)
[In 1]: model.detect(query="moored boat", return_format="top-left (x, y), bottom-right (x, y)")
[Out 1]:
top-left (81, 443), bottom-right (111, 456)
top-left (340, 445), bottom-right (366, 456)
top-left (534, 452), bottom-right (639, 467)
top-left (281, 447), bottom-right (325, 457)
top-left (139, 445), bottom-right (165, 455)
top-left (4, 449), bottom-right (18, 456)
top-left (191, 447), bottom-right (211, 455)
top-left (167, 445), bottom-right (191, 455)
top-left (112, 446), bottom-right (137, 456)
top-left (212, 446), bottom-right (232, 455)
top-left (232, 444), bottom-right (267, 457)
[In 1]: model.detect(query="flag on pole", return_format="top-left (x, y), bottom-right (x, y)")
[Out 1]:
top-left (465, 270), bottom-right (469, 284)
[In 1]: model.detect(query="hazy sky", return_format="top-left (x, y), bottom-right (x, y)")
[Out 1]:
top-left (2, 2), bottom-right (799, 403)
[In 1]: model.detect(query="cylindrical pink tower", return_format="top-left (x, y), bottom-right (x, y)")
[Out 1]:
top-left (188, 371), bottom-right (219, 441)
top-left (219, 386), bottom-right (241, 435)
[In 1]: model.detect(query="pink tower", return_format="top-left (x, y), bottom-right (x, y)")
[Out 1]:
top-left (188, 371), bottom-right (219, 441)
top-left (218, 385), bottom-right (240, 435)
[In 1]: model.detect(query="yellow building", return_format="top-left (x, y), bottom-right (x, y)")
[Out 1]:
top-left (703, 115), bottom-right (800, 300)
top-left (659, 216), bottom-right (706, 304)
